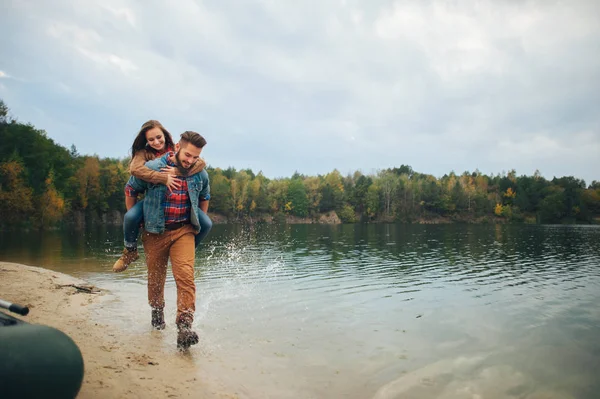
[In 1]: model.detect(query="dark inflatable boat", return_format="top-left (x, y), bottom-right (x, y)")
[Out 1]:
top-left (0, 299), bottom-right (84, 399)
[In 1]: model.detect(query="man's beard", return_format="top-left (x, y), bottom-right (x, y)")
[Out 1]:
top-left (175, 150), bottom-right (193, 176)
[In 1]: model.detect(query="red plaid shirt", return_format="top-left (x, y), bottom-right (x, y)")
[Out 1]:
top-left (148, 145), bottom-right (173, 159)
top-left (125, 152), bottom-right (192, 226)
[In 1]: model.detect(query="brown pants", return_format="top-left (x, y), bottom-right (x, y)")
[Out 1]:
top-left (141, 224), bottom-right (196, 326)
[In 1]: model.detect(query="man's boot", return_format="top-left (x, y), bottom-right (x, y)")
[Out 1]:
top-left (151, 308), bottom-right (165, 330)
top-left (112, 248), bottom-right (139, 272)
top-left (176, 322), bottom-right (199, 350)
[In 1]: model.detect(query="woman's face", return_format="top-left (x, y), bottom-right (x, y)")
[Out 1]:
top-left (146, 127), bottom-right (166, 151)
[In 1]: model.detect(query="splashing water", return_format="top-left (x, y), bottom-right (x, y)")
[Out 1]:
top-left (195, 227), bottom-right (288, 322)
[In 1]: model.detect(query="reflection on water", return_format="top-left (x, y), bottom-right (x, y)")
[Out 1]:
top-left (1, 224), bottom-right (599, 398)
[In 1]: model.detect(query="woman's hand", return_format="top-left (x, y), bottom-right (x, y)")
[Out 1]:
top-left (165, 174), bottom-right (182, 193)
top-left (160, 166), bottom-right (178, 176)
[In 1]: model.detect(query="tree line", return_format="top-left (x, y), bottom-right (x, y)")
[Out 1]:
top-left (1, 99), bottom-right (599, 229)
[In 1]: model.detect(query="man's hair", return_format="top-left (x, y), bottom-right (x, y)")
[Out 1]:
top-left (179, 131), bottom-right (207, 149)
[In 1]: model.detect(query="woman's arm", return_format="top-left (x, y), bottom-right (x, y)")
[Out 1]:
top-left (188, 158), bottom-right (207, 175)
top-left (129, 150), bottom-right (169, 185)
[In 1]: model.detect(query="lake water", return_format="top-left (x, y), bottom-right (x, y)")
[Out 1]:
top-left (1, 223), bottom-right (599, 398)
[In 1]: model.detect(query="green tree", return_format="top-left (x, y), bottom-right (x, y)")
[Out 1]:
top-left (365, 183), bottom-right (380, 220)
top-left (320, 170), bottom-right (344, 212)
top-left (338, 204), bottom-right (357, 223)
top-left (207, 168), bottom-right (232, 215)
top-left (538, 187), bottom-right (566, 223)
top-left (352, 174), bottom-right (372, 214)
top-left (378, 170), bottom-right (399, 219)
top-left (287, 178), bottom-right (309, 217)
top-left (0, 99), bottom-right (9, 124)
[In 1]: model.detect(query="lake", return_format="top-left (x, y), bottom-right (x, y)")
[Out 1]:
top-left (1, 223), bottom-right (599, 398)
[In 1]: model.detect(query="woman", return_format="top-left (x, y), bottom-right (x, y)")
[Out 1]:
top-left (112, 120), bottom-right (211, 272)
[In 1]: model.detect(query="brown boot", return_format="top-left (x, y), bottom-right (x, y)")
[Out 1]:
top-left (176, 323), bottom-right (199, 350)
top-left (112, 248), bottom-right (139, 272)
top-left (151, 308), bottom-right (165, 330)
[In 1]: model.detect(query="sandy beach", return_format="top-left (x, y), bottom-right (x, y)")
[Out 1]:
top-left (0, 261), bottom-right (239, 399)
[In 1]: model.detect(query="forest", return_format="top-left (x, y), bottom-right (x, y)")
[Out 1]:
top-left (1, 99), bottom-right (599, 229)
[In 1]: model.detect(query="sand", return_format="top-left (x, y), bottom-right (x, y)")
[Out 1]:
top-left (0, 261), bottom-right (239, 399)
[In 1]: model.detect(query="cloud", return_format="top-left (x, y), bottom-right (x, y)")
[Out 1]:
top-left (76, 47), bottom-right (138, 74)
top-left (0, 0), bottom-right (598, 183)
top-left (100, 5), bottom-right (137, 27)
top-left (0, 70), bottom-right (8, 78)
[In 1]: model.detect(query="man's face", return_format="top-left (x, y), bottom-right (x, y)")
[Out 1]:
top-left (175, 142), bottom-right (202, 170)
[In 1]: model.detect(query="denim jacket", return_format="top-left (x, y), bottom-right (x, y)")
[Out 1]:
top-left (125, 153), bottom-right (210, 234)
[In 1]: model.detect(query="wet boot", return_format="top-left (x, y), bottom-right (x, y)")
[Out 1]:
top-left (112, 248), bottom-right (139, 272)
top-left (151, 308), bottom-right (165, 330)
top-left (176, 322), bottom-right (199, 350)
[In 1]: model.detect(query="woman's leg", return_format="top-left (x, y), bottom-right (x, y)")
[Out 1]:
top-left (194, 210), bottom-right (213, 249)
top-left (113, 200), bottom-right (144, 272)
top-left (123, 200), bottom-right (144, 250)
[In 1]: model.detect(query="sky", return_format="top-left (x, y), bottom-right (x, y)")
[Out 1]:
top-left (1, 0), bottom-right (599, 184)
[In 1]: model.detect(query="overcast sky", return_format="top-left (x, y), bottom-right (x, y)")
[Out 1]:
top-left (1, 0), bottom-right (599, 184)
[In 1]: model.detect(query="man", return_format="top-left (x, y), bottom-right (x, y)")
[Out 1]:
top-left (123, 131), bottom-right (211, 350)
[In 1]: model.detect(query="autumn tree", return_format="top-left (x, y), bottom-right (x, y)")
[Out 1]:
top-left (582, 185), bottom-right (600, 215)
top-left (39, 169), bottom-right (65, 227)
top-left (0, 160), bottom-right (34, 226)
top-left (72, 156), bottom-right (101, 211)
top-left (460, 172), bottom-right (476, 212)
top-left (267, 179), bottom-right (289, 213)
top-left (252, 172), bottom-right (271, 213)
top-left (303, 176), bottom-right (322, 215)
top-left (232, 170), bottom-right (251, 216)
top-left (320, 170), bottom-right (344, 212)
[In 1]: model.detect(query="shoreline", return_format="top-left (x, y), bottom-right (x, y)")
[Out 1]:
top-left (3, 210), bottom-right (599, 232)
top-left (0, 261), bottom-right (239, 399)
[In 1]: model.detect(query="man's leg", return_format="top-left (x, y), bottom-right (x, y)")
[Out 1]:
top-left (169, 225), bottom-right (198, 349)
top-left (141, 230), bottom-right (170, 329)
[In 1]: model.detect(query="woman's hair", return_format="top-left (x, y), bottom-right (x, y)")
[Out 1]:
top-left (130, 120), bottom-right (175, 159)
